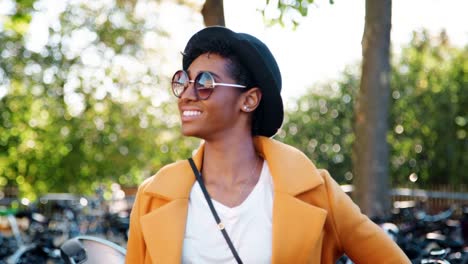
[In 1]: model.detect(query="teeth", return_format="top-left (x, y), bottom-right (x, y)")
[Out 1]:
top-left (183, 110), bottom-right (202, 117)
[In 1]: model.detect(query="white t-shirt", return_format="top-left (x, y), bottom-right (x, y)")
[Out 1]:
top-left (182, 161), bottom-right (274, 264)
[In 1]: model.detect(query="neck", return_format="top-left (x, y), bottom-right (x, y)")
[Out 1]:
top-left (202, 134), bottom-right (259, 187)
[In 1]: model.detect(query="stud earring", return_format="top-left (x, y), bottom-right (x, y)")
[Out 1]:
top-left (243, 106), bottom-right (250, 111)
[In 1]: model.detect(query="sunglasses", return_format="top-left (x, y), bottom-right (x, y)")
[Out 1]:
top-left (171, 70), bottom-right (247, 100)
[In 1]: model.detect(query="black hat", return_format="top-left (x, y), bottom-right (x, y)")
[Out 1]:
top-left (182, 26), bottom-right (284, 137)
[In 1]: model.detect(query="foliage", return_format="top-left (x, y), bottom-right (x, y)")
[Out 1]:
top-left (0, 0), bottom-right (199, 200)
top-left (279, 31), bottom-right (467, 187)
top-left (278, 69), bottom-right (359, 183)
top-left (388, 30), bottom-right (467, 186)
top-left (261, 0), bottom-right (334, 28)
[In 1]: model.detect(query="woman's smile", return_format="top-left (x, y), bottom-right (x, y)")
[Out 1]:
top-left (181, 109), bottom-right (203, 122)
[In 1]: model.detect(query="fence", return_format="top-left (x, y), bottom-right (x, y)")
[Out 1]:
top-left (391, 184), bottom-right (468, 217)
top-left (341, 184), bottom-right (468, 217)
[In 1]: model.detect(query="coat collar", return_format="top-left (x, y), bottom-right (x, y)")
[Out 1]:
top-left (143, 136), bottom-right (324, 198)
top-left (141, 136), bottom-right (327, 263)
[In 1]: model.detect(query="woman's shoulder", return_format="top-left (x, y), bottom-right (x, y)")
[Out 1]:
top-left (137, 159), bottom-right (190, 190)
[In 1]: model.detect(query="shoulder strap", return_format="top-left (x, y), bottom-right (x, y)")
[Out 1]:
top-left (188, 158), bottom-right (243, 264)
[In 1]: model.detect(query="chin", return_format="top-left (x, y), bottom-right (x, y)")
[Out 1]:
top-left (181, 125), bottom-right (204, 139)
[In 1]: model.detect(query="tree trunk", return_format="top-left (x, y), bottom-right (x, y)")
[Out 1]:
top-left (201, 0), bottom-right (225, 26)
top-left (353, 0), bottom-right (392, 219)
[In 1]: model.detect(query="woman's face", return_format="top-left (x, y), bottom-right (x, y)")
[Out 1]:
top-left (178, 53), bottom-right (246, 140)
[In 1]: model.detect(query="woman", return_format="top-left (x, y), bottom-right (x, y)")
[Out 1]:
top-left (126, 26), bottom-right (410, 264)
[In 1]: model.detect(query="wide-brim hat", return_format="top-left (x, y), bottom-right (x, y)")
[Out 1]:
top-left (182, 26), bottom-right (284, 137)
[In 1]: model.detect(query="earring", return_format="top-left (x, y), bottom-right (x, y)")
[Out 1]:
top-left (243, 106), bottom-right (250, 111)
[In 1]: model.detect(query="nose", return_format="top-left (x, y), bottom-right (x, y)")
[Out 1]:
top-left (179, 81), bottom-right (197, 101)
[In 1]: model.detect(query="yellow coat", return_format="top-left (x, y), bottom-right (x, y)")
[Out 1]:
top-left (126, 136), bottom-right (410, 263)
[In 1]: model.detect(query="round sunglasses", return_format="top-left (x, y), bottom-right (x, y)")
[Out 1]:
top-left (171, 70), bottom-right (247, 100)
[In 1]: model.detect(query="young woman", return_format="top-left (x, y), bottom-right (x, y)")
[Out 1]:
top-left (126, 26), bottom-right (410, 264)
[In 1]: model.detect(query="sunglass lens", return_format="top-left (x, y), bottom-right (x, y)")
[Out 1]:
top-left (196, 72), bottom-right (214, 99)
top-left (172, 71), bottom-right (188, 97)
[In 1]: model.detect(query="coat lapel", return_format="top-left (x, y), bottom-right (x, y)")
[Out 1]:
top-left (140, 143), bottom-right (205, 263)
top-left (271, 192), bottom-right (327, 263)
top-left (140, 199), bottom-right (189, 263)
top-left (254, 137), bottom-right (328, 263)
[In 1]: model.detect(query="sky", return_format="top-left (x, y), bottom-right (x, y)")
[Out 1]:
top-left (219, 0), bottom-right (468, 103)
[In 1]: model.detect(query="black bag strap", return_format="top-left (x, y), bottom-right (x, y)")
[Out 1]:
top-left (188, 158), bottom-right (243, 264)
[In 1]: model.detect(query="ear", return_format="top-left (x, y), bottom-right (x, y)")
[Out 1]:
top-left (240, 87), bottom-right (262, 112)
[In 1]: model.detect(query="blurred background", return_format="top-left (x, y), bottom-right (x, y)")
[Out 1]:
top-left (0, 0), bottom-right (467, 261)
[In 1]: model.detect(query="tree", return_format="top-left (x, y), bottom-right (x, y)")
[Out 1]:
top-left (280, 70), bottom-right (359, 183)
top-left (201, 0), bottom-right (225, 26)
top-left (280, 30), bottom-right (467, 190)
top-left (353, 0), bottom-right (392, 217)
top-left (0, 0), bottom-right (199, 200)
top-left (199, 0), bottom-right (334, 28)
top-left (388, 30), bottom-right (468, 187)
